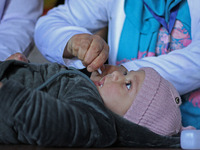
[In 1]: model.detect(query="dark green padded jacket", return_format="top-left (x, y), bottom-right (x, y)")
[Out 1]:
top-left (0, 60), bottom-right (180, 148)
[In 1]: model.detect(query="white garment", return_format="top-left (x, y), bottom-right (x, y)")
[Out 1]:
top-left (34, 0), bottom-right (200, 95)
top-left (0, 0), bottom-right (43, 61)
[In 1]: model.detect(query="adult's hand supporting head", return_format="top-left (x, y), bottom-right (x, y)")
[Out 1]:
top-left (6, 53), bottom-right (29, 63)
top-left (64, 33), bottom-right (109, 72)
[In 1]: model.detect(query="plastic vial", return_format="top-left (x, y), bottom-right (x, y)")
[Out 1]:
top-left (97, 68), bottom-right (102, 74)
top-left (181, 130), bottom-right (200, 149)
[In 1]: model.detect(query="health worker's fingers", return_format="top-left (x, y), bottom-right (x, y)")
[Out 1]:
top-left (64, 34), bottom-right (93, 59)
top-left (83, 35), bottom-right (105, 64)
top-left (85, 37), bottom-right (109, 72)
top-left (86, 46), bottom-right (109, 72)
top-left (77, 36), bottom-right (92, 61)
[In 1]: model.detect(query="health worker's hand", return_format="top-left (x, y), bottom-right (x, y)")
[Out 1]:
top-left (64, 33), bottom-right (109, 72)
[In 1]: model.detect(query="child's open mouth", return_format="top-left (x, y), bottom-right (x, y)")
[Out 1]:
top-left (98, 76), bottom-right (106, 87)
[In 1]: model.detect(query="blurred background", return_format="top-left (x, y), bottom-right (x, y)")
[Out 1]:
top-left (28, 0), bottom-right (64, 63)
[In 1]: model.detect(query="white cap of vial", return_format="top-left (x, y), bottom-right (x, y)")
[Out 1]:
top-left (181, 130), bottom-right (200, 149)
top-left (97, 68), bottom-right (102, 74)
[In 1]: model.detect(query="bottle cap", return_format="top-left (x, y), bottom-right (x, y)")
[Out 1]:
top-left (97, 68), bottom-right (102, 74)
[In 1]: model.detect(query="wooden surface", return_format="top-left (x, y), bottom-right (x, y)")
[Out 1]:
top-left (0, 145), bottom-right (182, 150)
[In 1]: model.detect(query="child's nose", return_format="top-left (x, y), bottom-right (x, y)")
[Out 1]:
top-left (111, 71), bottom-right (122, 81)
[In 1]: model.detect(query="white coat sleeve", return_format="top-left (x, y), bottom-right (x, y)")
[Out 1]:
top-left (122, 0), bottom-right (200, 95)
top-left (0, 0), bottom-right (43, 61)
top-left (34, 0), bottom-right (109, 68)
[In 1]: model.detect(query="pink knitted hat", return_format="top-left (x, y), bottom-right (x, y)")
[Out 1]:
top-left (124, 67), bottom-right (182, 136)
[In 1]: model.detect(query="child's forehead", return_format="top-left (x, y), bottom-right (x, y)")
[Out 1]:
top-left (127, 70), bottom-right (145, 79)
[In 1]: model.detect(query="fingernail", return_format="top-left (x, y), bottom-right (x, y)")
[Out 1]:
top-left (87, 66), bottom-right (92, 72)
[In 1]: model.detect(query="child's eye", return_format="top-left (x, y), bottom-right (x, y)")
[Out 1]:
top-left (126, 82), bottom-right (131, 90)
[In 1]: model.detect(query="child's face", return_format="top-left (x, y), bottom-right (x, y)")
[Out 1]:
top-left (93, 70), bottom-right (145, 116)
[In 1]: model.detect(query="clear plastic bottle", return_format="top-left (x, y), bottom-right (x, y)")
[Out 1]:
top-left (181, 130), bottom-right (200, 149)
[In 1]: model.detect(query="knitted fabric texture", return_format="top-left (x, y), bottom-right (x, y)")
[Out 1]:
top-left (124, 67), bottom-right (182, 136)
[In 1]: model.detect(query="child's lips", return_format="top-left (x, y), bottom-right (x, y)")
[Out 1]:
top-left (98, 76), bottom-right (106, 87)
top-left (93, 76), bottom-right (105, 87)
